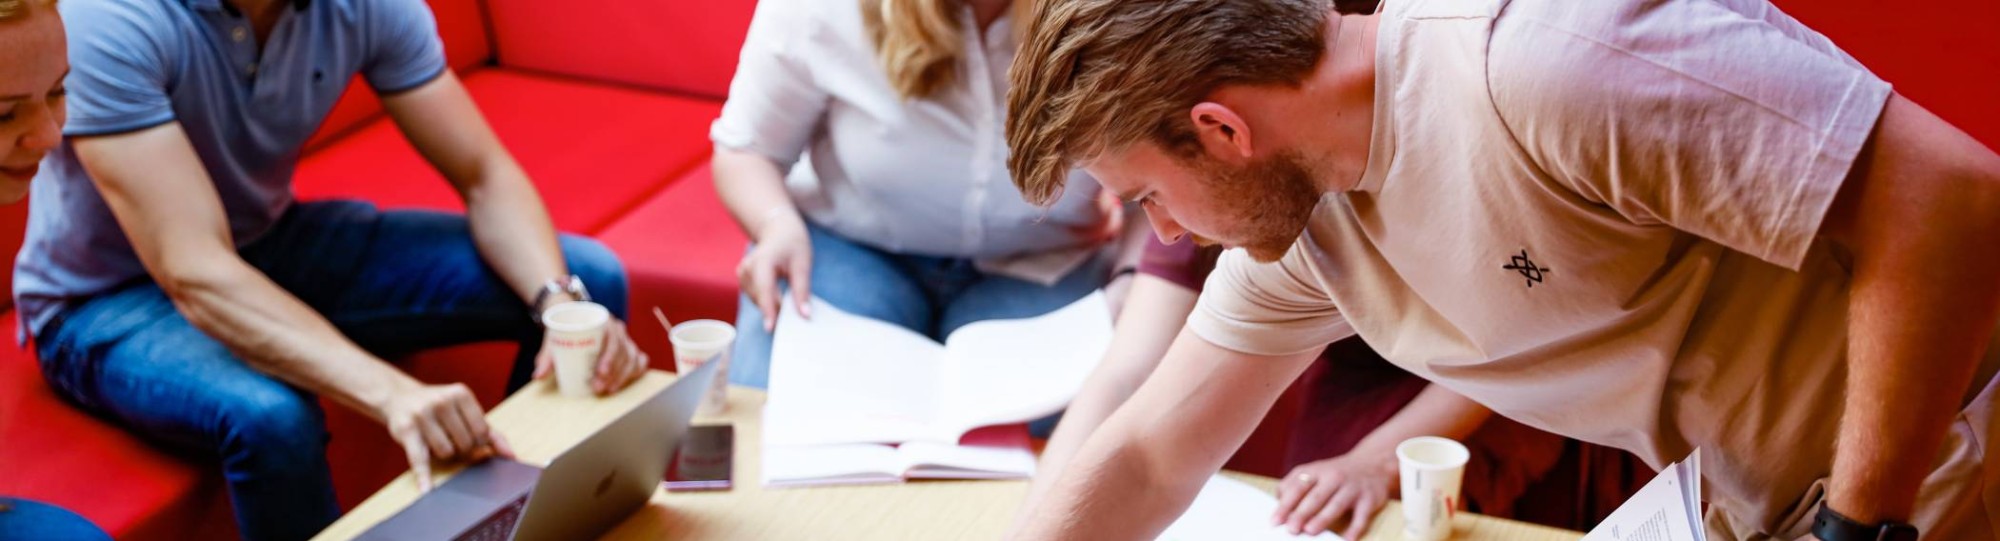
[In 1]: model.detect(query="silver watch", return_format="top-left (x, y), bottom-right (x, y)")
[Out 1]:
top-left (530, 275), bottom-right (592, 323)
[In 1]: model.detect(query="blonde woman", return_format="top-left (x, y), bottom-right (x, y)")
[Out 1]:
top-left (0, 0), bottom-right (62, 204)
top-left (713, 0), bottom-right (1121, 390)
top-left (0, 2), bottom-right (106, 539)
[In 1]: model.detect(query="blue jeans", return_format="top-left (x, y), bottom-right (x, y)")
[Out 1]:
top-left (0, 498), bottom-right (110, 541)
top-left (730, 223), bottom-right (1107, 411)
top-left (33, 201), bottom-right (628, 541)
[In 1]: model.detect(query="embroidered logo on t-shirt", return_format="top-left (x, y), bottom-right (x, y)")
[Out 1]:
top-left (1502, 249), bottom-right (1551, 288)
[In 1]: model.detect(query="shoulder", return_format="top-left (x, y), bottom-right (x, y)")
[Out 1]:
top-left (60, 0), bottom-right (185, 51)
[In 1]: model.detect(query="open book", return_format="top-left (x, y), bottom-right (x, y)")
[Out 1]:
top-left (1583, 449), bottom-right (1706, 541)
top-left (762, 291), bottom-right (1114, 486)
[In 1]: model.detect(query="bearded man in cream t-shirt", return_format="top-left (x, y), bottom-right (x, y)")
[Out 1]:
top-left (997, 0), bottom-right (2000, 539)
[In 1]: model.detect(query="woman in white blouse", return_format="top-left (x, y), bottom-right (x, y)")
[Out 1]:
top-left (711, 0), bottom-right (1120, 390)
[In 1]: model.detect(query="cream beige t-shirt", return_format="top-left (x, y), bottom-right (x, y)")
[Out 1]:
top-left (1188, 0), bottom-right (1997, 537)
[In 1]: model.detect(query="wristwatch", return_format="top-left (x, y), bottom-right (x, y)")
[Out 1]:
top-left (1812, 506), bottom-right (1918, 541)
top-left (530, 275), bottom-right (592, 324)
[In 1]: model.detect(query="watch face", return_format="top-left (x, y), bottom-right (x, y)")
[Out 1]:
top-left (1883, 525), bottom-right (1919, 541)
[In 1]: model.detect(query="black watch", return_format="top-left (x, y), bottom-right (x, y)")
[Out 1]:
top-left (1813, 506), bottom-right (1918, 541)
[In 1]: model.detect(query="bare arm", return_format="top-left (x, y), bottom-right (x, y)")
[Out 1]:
top-left (74, 123), bottom-right (502, 489)
top-left (383, 72), bottom-right (645, 394)
top-left (1008, 329), bottom-right (1320, 540)
top-left (1818, 95), bottom-right (2000, 526)
top-left (713, 146), bottom-right (813, 328)
top-left (383, 73), bottom-right (564, 307)
top-left (1024, 275), bottom-right (1198, 515)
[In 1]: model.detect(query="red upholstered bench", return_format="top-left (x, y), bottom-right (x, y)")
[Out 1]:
top-left (5, 0), bottom-right (1995, 538)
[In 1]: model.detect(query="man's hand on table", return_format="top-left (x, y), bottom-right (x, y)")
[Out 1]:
top-left (1272, 449), bottom-right (1398, 539)
top-left (532, 317), bottom-right (649, 394)
top-left (382, 381), bottom-right (516, 491)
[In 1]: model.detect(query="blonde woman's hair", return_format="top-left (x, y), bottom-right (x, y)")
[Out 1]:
top-left (862, 0), bottom-right (964, 100)
top-left (861, 0), bottom-right (1033, 100)
top-left (0, 0), bottom-right (54, 21)
top-left (1006, 0), bottom-right (1330, 205)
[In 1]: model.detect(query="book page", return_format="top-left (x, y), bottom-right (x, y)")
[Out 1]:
top-left (934, 291), bottom-right (1114, 437)
top-left (1157, 475), bottom-right (1344, 541)
top-left (765, 296), bottom-right (948, 446)
top-left (762, 443), bottom-right (906, 487)
top-left (898, 424), bottom-right (1037, 480)
top-left (1582, 450), bottom-right (1705, 541)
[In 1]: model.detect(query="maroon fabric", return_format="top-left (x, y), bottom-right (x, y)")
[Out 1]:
top-left (1139, 238), bottom-right (1648, 530)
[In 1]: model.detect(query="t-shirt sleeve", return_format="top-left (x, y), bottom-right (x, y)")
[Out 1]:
top-left (709, 0), bottom-right (830, 167)
top-left (1488, 0), bottom-right (1892, 270)
top-left (1185, 245), bottom-right (1355, 357)
top-left (58, 0), bottom-right (177, 136)
top-left (362, 0), bottom-right (448, 93)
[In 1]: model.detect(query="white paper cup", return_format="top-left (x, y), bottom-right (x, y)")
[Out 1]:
top-left (542, 301), bottom-right (610, 398)
top-left (670, 319), bottom-right (734, 415)
top-left (1397, 436), bottom-right (1469, 541)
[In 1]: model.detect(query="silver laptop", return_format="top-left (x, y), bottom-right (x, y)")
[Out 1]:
top-left (358, 359), bottom-right (719, 541)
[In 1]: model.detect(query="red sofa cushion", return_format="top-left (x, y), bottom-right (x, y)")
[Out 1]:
top-left (595, 164), bottom-right (746, 364)
top-left (485, 0), bottom-right (757, 100)
top-left (0, 313), bottom-right (220, 541)
top-left (293, 69), bottom-right (723, 235)
top-left (304, 0), bottom-right (496, 151)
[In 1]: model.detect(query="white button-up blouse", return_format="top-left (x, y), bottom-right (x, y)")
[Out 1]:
top-left (710, 0), bottom-right (1107, 284)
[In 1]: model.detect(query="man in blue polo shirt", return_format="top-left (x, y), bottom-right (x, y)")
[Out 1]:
top-left (16, 0), bottom-right (651, 538)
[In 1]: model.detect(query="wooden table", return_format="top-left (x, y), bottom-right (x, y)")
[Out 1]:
top-left (316, 371), bottom-right (1582, 540)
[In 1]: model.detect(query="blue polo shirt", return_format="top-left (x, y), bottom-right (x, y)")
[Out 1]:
top-left (13, 0), bottom-right (448, 336)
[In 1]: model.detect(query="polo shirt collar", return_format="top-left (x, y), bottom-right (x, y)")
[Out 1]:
top-left (183, 0), bottom-right (313, 13)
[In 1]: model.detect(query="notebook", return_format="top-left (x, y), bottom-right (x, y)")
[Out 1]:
top-left (762, 291), bottom-right (1114, 486)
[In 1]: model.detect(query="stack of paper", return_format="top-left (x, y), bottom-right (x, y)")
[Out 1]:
top-left (762, 292), bottom-right (1114, 487)
top-left (1583, 450), bottom-right (1707, 541)
top-left (1158, 475), bottom-right (1344, 541)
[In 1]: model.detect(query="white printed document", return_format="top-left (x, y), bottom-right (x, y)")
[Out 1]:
top-left (1583, 450), bottom-right (1706, 541)
top-left (762, 292), bottom-right (1114, 486)
top-left (1157, 475), bottom-right (1344, 541)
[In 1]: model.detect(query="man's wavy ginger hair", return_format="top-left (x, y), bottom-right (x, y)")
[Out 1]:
top-left (1006, 0), bottom-right (1330, 205)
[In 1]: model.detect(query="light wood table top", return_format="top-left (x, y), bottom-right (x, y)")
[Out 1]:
top-left (316, 370), bottom-right (1582, 541)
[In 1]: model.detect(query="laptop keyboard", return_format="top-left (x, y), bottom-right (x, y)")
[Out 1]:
top-left (458, 495), bottom-right (528, 541)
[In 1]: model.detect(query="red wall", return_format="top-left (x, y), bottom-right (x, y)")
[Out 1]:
top-left (1774, 0), bottom-right (2000, 152)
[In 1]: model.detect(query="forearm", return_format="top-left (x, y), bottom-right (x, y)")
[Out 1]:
top-left (713, 147), bottom-right (801, 241)
top-left (1825, 97), bottom-right (2000, 523)
top-left (1028, 276), bottom-right (1200, 510)
top-left (1026, 351), bottom-right (1154, 513)
top-left (1349, 384), bottom-right (1492, 457)
top-left (1832, 232), bottom-right (2000, 522)
top-left (1015, 420), bottom-right (1210, 541)
top-left (165, 259), bottom-right (416, 421)
top-left (1011, 332), bottom-right (1315, 540)
top-left (460, 159), bottom-right (568, 304)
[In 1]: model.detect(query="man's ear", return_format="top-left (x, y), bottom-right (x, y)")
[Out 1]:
top-left (1191, 102), bottom-right (1254, 162)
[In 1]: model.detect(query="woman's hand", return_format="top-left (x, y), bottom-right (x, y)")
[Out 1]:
top-left (1272, 449), bottom-right (1399, 539)
top-left (737, 210), bottom-right (814, 331)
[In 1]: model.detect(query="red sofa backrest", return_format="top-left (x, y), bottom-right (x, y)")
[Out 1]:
top-left (484, 0), bottom-right (758, 100)
top-left (1773, 0), bottom-right (2000, 151)
top-left (0, 201), bottom-right (27, 312)
top-left (303, 0), bottom-right (497, 150)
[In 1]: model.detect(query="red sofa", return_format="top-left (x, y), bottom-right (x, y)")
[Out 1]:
top-left (1, 0), bottom-right (1994, 539)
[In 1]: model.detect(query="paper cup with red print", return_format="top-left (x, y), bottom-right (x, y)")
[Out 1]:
top-left (543, 301), bottom-right (610, 397)
top-left (1398, 436), bottom-right (1469, 541)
